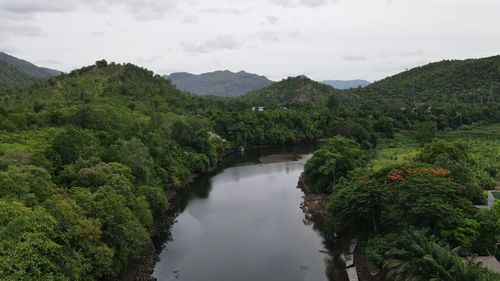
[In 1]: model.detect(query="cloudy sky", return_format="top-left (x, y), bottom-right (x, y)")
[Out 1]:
top-left (0, 0), bottom-right (499, 81)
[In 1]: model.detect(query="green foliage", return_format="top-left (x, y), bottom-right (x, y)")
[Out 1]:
top-left (368, 133), bottom-right (420, 171)
top-left (366, 230), bottom-right (500, 281)
top-left (0, 200), bottom-right (92, 280)
top-left (1, 56), bottom-right (499, 280)
top-left (304, 136), bottom-right (367, 193)
top-left (0, 61), bottom-right (41, 92)
top-left (374, 116), bottom-right (395, 138)
top-left (471, 202), bottom-right (500, 258)
top-left (242, 75), bottom-right (347, 106)
top-left (114, 138), bottom-right (156, 184)
top-left (413, 121), bottom-right (437, 144)
top-left (45, 126), bottom-right (100, 173)
top-left (418, 139), bottom-right (499, 190)
top-left (329, 164), bottom-right (482, 246)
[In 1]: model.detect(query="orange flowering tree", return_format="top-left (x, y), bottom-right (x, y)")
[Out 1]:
top-left (329, 164), bottom-right (484, 247)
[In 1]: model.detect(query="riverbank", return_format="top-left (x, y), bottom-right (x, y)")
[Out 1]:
top-left (297, 172), bottom-right (377, 281)
top-left (297, 174), bottom-right (330, 218)
top-left (118, 144), bottom-right (323, 281)
top-left (116, 184), bottom-right (188, 281)
top-left (116, 144), bottom-right (238, 281)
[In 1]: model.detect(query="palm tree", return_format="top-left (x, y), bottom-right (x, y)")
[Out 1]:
top-left (382, 231), bottom-right (499, 281)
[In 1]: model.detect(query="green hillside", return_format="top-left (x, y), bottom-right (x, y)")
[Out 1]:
top-left (0, 57), bottom-right (499, 280)
top-left (0, 61), bottom-right (363, 280)
top-left (0, 60), bottom-right (41, 92)
top-left (242, 75), bottom-right (353, 106)
top-left (346, 56), bottom-right (500, 130)
top-left (360, 55), bottom-right (500, 104)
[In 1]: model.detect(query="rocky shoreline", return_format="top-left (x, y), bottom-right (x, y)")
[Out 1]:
top-left (297, 173), bottom-right (331, 219)
top-left (297, 173), bottom-right (377, 281)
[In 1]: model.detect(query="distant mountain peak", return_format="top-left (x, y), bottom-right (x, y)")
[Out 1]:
top-left (0, 52), bottom-right (61, 78)
top-left (164, 70), bottom-right (274, 97)
top-left (0, 52), bottom-right (62, 92)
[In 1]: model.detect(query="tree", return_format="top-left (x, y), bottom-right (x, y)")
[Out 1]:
top-left (45, 126), bottom-right (100, 173)
top-left (329, 164), bottom-right (482, 245)
top-left (116, 138), bottom-right (156, 184)
top-left (371, 231), bottom-right (500, 281)
top-left (413, 121), bottom-right (437, 144)
top-left (304, 136), bottom-right (367, 193)
top-left (418, 139), bottom-right (476, 184)
top-left (0, 200), bottom-right (90, 280)
top-left (374, 116), bottom-right (395, 138)
top-left (472, 201), bottom-right (500, 258)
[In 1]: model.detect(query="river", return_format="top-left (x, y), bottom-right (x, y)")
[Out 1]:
top-left (152, 146), bottom-right (348, 281)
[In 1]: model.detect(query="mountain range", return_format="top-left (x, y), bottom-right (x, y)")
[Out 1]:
top-left (165, 70), bottom-right (273, 97)
top-left (1, 52), bottom-right (498, 108)
top-left (0, 52), bottom-right (61, 92)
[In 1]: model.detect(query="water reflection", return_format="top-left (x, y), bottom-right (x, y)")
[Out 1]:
top-left (153, 145), bottom-right (346, 281)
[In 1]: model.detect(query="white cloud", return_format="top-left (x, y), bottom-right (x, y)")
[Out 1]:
top-left (269, 0), bottom-right (293, 7)
top-left (181, 36), bottom-right (241, 54)
top-left (1, 0), bottom-right (499, 81)
top-left (182, 15), bottom-right (199, 23)
top-left (0, 0), bottom-right (78, 14)
top-left (342, 55), bottom-right (369, 62)
top-left (299, 0), bottom-right (328, 8)
top-left (265, 16), bottom-right (279, 24)
top-left (0, 0), bottom-right (178, 20)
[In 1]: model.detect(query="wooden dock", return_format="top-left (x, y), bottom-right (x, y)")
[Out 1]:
top-left (347, 267), bottom-right (359, 281)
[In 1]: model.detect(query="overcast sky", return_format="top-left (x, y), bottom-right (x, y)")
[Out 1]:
top-left (0, 0), bottom-right (499, 81)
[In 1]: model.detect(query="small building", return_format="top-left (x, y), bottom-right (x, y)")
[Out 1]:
top-left (464, 256), bottom-right (500, 273)
top-left (252, 106), bottom-right (265, 112)
top-left (475, 191), bottom-right (500, 210)
top-left (488, 191), bottom-right (500, 209)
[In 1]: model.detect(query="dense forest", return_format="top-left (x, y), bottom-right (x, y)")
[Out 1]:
top-left (0, 56), bottom-right (499, 280)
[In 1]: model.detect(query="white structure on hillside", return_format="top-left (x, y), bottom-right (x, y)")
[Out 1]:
top-left (488, 191), bottom-right (500, 209)
top-left (252, 106), bottom-right (265, 112)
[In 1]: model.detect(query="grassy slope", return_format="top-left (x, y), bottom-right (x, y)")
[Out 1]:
top-left (369, 123), bottom-right (500, 190)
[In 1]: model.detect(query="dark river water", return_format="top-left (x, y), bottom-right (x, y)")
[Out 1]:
top-left (152, 146), bottom-right (347, 281)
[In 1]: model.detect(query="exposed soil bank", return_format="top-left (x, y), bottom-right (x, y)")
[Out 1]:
top-left (297, 174), bottom-right (330, 218)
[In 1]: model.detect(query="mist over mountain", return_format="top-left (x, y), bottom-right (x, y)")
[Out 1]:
top-left (321, 79), bottom-right (371, 89)
top-left (164, 70), bottom-right (273, 97)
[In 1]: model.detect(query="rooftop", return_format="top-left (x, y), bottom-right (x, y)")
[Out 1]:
top-left (474, 256), bottom-right (500, 273)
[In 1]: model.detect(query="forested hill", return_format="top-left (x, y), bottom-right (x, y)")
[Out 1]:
top-left (0, 60), bottom-right (41, 92)
top-left (321, 79), bottom-right (370, 89)
top-left (0, 52), bottom-right (61, 92)
top-left (242, 75), bottom-right (354, 106)
top-left (358, 55), bottom-right (500, 103)
top-left (0, 60), bottom-right (376, 279)
top-left (165, 70), bottom-right (273, 97)
top-left (1, 58), bottom-right (499, 280)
